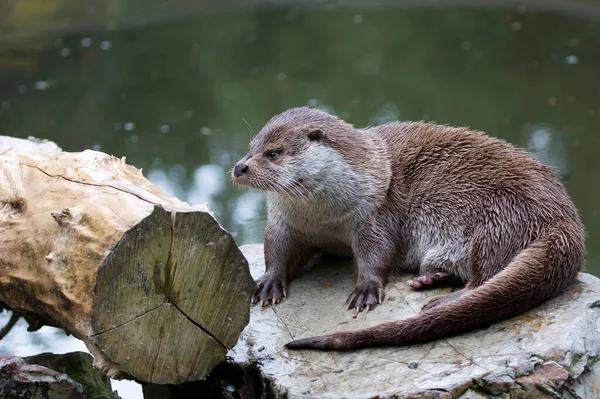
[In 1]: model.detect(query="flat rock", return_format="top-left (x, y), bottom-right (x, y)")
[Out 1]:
top-left (228, 244), bottom-right (600, 398)
top-left (0, 355), bottom-right (85, 399)
top-left (25, 352), bottom-right (120, 399)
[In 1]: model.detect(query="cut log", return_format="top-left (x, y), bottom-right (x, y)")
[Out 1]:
top-left (0, 137), bottom-right (255, 384)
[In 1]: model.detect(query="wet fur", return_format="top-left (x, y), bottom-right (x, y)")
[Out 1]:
top-left (232, 107), bottom-right (585, 350)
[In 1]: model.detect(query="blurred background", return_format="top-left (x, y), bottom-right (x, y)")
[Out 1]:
top-left (1, 0), bottom-right (599, 397)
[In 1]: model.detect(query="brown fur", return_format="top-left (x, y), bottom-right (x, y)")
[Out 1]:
top-left (232, 107), bottom-right (585, 350)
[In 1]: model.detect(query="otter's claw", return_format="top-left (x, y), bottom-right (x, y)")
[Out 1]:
top-left (252, 273), bottom-right (287, 306)
top-left (346, 281), bottom-right (385, 311)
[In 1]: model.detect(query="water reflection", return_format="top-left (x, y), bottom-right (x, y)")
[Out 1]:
top-left (148, 162), bottom-right (267, 240)
top-left (525, 124), bottom-right (568, 177)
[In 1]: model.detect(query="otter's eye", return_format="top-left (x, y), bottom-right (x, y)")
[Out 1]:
top-left (266, 151), bottom-right (279, 160)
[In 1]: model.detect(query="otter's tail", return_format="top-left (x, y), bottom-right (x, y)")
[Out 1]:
top-left (285, 220), bottom-right (584, 350)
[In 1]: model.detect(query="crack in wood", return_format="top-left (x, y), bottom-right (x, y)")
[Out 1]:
top-left (91, 303), bottom-right (164, 337)
top-left (162, 211), bottom-right (177, 300)
top-left (21, 162), bottom-right (161, 206)
top-left (171, 303), bottom-right (227, 350)
top-left (157, 210), bottom-right (228, 350)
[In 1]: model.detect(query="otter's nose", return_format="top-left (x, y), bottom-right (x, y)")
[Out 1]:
top-left (234, 164), bottom-right (249, 178)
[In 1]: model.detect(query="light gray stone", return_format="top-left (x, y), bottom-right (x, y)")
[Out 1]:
top-left (228, 244), bottom-right (600, 398)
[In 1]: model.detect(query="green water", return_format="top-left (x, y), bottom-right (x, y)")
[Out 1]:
top-left (1, 3), bottom-right (600, 276)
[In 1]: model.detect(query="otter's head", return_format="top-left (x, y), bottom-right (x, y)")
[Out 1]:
top-left (232, 107), bottom-right (360, 200)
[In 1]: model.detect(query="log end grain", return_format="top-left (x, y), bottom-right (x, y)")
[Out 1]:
top-left (90, 206), bottom-right (255, 384)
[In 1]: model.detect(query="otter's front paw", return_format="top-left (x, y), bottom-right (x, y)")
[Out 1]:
top-left (252, 273), bottom-right (287, 306)
top-left (346, 281), bottom-right (385, 311)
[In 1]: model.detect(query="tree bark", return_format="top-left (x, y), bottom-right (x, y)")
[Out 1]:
top-left (0, 137), bottom-right (255, 384)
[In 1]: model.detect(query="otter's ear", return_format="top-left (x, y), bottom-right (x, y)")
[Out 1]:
top-left (307, 129), bottom-right (324, 141)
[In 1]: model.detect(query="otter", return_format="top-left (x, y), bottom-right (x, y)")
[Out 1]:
top-left (232, 107), bottom-right (585, 350)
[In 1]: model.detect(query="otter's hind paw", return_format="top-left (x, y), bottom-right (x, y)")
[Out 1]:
top-left (409, 270), bottom-right (463, 289)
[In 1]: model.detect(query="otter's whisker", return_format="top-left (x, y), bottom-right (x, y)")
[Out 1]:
top-left (242, 117), bottom-right (256, 137)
